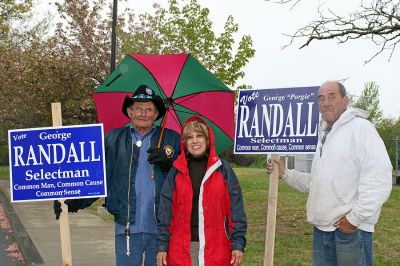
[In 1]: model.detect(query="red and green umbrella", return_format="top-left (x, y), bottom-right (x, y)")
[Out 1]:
top-left (93, 54), bottom-right (234, 154)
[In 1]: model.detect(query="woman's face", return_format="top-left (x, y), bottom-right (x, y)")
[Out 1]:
top-left (185, 130), bottom-right (207, 157)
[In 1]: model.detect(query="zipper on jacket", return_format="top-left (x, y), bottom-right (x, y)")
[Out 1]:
top-left (125, 140), bottom-right (134, 256)
top-left (150, 138), bottom-right (157, 222)
top-left (319, 126), bottom-right (331, 157)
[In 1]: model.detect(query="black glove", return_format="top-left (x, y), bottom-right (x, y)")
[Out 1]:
top-left (147, 147), bottom-right (172, 173)
top-left (53, 199), bottom-right (83, 220)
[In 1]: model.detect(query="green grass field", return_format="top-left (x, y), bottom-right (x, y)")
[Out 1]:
top-left (235, 167), bottom-right (400, 265)
top-left (1, 166), bottom-right (399, 265)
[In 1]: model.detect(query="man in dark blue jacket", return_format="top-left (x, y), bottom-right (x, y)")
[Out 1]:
top-left (54, 85), bottom-right (180, 266)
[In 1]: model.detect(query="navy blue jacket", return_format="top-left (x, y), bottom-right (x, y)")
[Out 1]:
top-left (81, 125), bottom-right (180, 225)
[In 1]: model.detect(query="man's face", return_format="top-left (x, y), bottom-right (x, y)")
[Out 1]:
top-left (317, 82), bottom-right (349, 126)
top-left (127, 101), bottom-right (159, 133)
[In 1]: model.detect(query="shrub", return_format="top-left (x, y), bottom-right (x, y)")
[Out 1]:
top-left (0, 145), bottom-right (9, 166)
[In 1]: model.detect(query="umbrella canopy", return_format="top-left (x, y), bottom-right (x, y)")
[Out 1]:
top-left (93, 54), bottom-right (234, 154)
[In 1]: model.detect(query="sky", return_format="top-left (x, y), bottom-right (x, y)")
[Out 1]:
top-left (37, 0), bottom-right (400, 118)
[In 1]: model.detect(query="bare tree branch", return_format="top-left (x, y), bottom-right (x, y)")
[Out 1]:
top-left (273, 0), bottom-right (302, 10)
top-left (281, 0), bottom-right (400, 62)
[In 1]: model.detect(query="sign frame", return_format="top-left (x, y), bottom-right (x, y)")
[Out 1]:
top-left (8, 123), bottom-right (107, 202)
top-left (234, 86), bottom-right (320, 155)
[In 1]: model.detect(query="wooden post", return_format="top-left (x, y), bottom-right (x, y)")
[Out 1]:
top-left (264, 154), bottom-right (280, 266)
top-left (51, 102), bottom-right (73, 266)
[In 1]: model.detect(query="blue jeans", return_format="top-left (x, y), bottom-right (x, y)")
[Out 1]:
top-left (312, 227), bottom-right (373, 266)
top-left (115, 232), bottom-right (157, 266)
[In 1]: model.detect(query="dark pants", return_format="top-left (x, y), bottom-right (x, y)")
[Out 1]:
top-left (190, 241), bottom-right (200, 266)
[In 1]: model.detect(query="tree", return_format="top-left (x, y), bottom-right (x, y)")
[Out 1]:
top-left (0, 0), bottom-right (48, 144)
top-left (0, 0), bottom-right (255, 145)
top-left (352, 81), bottom-right (383, 125)
top-left (0, 0), bottom-right (111, 145)
top-left (280, 0), bottom-right (400, 62)
top-left (0, 0), bottom-right (32, 42)
top-left (376, 117), bottom-right (400, 169)
top-left (118, 0), bottom-right (255, 87)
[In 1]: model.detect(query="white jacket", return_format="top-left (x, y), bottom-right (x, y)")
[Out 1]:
top-left (284, 107), bottom-right (392, 232)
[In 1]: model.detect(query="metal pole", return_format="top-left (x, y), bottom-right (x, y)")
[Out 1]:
top-left (396, 137), bottom-right (399, 175)
top-left (110, 0), bottom-right (118, 74)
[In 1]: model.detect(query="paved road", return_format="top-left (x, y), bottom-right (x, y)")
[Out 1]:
top-left (0, 201), bottom-right (25, 266)
top-left (0, 178), bottom-right (115, 266)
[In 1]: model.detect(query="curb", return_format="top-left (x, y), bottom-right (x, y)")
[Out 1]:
top-left (0, 189), bottom-right (45, 266)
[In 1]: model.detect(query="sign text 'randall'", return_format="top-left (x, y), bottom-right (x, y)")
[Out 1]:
top-left (9, 124), bottom-right (107, 202)
top-left (234, 87), bottom-right (320, 154)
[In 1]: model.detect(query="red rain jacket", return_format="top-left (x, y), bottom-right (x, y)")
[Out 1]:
top-left (157, 116), bottom-right (247, 265)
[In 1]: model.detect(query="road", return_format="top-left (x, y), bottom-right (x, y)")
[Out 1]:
top-left (0, 201), bottom-right (25, 266)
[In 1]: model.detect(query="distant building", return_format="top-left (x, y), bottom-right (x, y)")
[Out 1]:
top-left (281, 154), bottom-right (314, 173)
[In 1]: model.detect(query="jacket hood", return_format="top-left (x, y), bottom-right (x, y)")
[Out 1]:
top-left (174, 116), bottom-right (220, 172)
top-left (320, 107), bottom-right (369, 130)
top-left (344, 107), bottom-right (369, 119)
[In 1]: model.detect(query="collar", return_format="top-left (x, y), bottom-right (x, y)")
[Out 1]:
top-left (129, 124), bottom-right (156, 138)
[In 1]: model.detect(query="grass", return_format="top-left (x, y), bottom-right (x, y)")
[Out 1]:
top-left (1, 165), bottom-right (399, 265)
top-left (235, 167), bottom-right (400, 265)
top-left (236, 167), bottom-right (312, 265)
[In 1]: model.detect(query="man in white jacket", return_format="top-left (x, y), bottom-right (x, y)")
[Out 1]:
top-left (268, 81), bottom-right (392, 266)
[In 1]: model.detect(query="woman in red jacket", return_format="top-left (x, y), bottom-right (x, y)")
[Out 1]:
top-left (157, 116), bottom-right (247, 266)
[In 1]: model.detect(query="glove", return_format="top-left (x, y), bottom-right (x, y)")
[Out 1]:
top-left (147, 147), bottom-right (172, 173)
top-left (53, 199), bottom-right (83, 220)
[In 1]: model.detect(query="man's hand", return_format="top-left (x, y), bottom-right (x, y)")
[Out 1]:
top-left (231, 250), bottom-right (244, 266)
top-left (266, 158), bottom-right (285, 179)
top-left (147, 147), bottom-right (172, 172)
top-left (53, 199), bottom-right (82, 220)
top-left (157, 251), bottom-right (167, 266)
top-left (334, 216), bottom-right (357, 233)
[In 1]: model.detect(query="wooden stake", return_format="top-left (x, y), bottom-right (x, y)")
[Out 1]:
top-left (51, 102), bottom-right (73, 266)
top-left (264, 154), bottom-right (280, 266)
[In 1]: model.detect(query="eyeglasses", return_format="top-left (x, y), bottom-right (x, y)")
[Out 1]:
top-left (131, 107), bottom-right (155, 115)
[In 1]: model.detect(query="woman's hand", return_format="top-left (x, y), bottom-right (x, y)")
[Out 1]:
top-left (231, 250), bottom-right (244, 266)
top-left (157, 251), bottom-right (167, 266)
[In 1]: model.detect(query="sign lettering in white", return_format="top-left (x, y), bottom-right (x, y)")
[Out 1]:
top-left (234, 87), bottom-right (320, 154)
top-left (9, 124), bottom-right (106, 202)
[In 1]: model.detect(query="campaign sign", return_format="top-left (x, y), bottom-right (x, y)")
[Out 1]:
top-left (8, 124), bottom-right (106, 202)
top-left (235, 87), bottom-right (320, 154)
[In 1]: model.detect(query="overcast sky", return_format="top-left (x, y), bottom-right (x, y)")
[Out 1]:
top-left (38, 0), bottom-right (400, 118)
top-left (130, 0), bottom-right (400, 118)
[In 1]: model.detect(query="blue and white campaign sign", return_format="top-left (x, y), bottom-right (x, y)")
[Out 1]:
top-left (8, 124), bottom-right (106, 202)
top-left (234, 87), bottom-right (320, 154)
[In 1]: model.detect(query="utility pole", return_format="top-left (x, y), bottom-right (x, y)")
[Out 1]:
top-left (110, 0), bottom-right (118, 74)
top-left (396, 137), bottom-right (399, 175)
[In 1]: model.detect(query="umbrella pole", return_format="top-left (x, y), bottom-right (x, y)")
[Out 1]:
top-left (157, 103), bottom-right (171, 148)
top-left (157, 114), bottom-right (168, 148)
